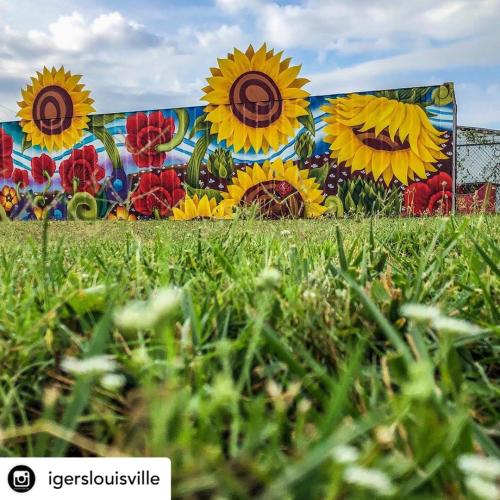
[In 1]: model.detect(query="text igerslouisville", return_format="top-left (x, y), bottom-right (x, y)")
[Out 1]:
top-left (48, 469), bottom-right (161, 490)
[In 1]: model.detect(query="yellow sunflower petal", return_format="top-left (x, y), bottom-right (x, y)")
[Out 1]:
top-left (198, 195), bottom-right (212, 218)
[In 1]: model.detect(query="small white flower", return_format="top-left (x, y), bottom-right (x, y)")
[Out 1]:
top-left (400, 303), bottom-right (441, 322)
top-left (180, 318), bottom-right (192, 348)
top-left (149, 287), bottom-right (183, 319)
top-left (458, 454), bottom-right (500, 480)
top-left (114, 287), bottom-right (182, 331)
top-left (297, 399), bottom-right (311, 414)
top-left (257, 267), bottom-right (281, 288)
top-left (465, 476), bottom-right (499, 500)
top-left (331, 445), bottom-right (359, 464)
top-left (303, 290), bottom-right (317, 301)
top-left (266, 380), bottom-right (282, 398)
top-left (280, 229), bottom-right (291, 237)
top-left (344, 465), bottom-right (393, 495)
top-left (100, 373), bottom-right (126, 391)
top-left (61, 355), bottom-right (117, 376)
top-left (432, 316), bottom-right (482, 335)
top-left (114, 301), bottom-right (153, 330)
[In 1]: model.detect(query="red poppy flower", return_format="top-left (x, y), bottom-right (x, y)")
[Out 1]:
top-left (0, 128), bottom-right (13, 179)
top-left (31, 154), bottom-right (56, 184)
top-left (13, 168), bottom-right (29, 188)
top-left (125, 111), bottom-right (175, 168)
top-left (59, 145), bottom-right (105, 195)
top-left (132, 170), bottom-right (185, 217)
top-left (428, 190), bottom-right (452, 215)
top-left (404, 172), bottom-right (454, 216)
top-left (426, 172), bottom-right (452, 193)
top-left (403, 182), bottom-right (432, 215)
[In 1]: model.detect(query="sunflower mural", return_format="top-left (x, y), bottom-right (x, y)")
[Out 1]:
top-left (223, 159), bottom-right (327, 219)
top-left (172, 194), bottom-right (233, 220)
top-left (0, 52), bottom-right (455, 222)
top-left (201, 44), bottom-right (310, 154)
top-left (17, 67), bottom-right (95, 151)
top-left (321, 92), bottom-right (449, 186)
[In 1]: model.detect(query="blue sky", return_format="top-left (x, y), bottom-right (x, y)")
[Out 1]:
top-left (0, 0), bottom-right (499, 128)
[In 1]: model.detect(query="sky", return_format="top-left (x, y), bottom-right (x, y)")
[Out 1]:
top-left (0, 0), bottom-right (499, 128)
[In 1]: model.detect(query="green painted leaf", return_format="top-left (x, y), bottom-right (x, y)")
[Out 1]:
top-left (186, 134), bottom-right (210, 188)
top-left (298, 107), bottom-right (315, 136)
top-left (89, 114), bottom-right (125, 128)
top-left (21, 133), bottom-right (32, 153)
top-left (185, 185), bottom-right (224, 202)
top-left (92, 125), bottom-right (123, 169)
top-left (189, 112), bottom-right (211, 140)
top-left (68, 192), bottom-right (98, 221)
top-left (0, 205), bottom-right (9, 222)
top-left (309, 164), bottom-right (329, 187)
top-left (95, 188), bottom-right (110, 219)
top-left (156, 109), bottom-right (190, 152)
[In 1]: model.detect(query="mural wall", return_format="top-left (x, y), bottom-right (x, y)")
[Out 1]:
top-left (0, 45), bottom-right (455, 221)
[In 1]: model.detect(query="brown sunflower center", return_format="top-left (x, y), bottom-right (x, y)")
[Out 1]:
top-left (32, 85), bottom-right (74, 136)
top-left (229, 71), bottom-right (282, 128)
top-left (353, 127), bottom-right (409, 152)
top-left (241, 180), bottom-right (304, 219)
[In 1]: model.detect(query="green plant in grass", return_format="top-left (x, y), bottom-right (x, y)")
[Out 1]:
top-left (338, 177), bottom-right (402, 216)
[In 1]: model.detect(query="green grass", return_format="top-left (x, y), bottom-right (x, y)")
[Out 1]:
top-left (0, 216), bottom-right (499, 499)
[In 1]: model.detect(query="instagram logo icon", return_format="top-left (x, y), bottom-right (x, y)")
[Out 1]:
top-left (7, 465), bottom-right (36, 493)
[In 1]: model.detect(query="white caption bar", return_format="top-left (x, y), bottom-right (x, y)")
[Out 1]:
top-left (0, 458), bottom-right (171, 499)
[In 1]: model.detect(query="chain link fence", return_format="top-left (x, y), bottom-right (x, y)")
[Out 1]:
top-left (456, 126), bottom-right (500, 212)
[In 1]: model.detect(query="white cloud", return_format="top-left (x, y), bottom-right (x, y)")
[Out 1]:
top-left (191, 24), bottom-right (244, 50)
top-left (215, 0), bottom-right (264, 14)
top-left (308, 32), bottom-right (500, 95)
top-left (19, 11), bottom-right (161, 53)
top-left (456, 82), bottom-right (500, 128)
top-left (258, 0), bottom-right (500, 55)
top-left (0, 10), bottom-right (248, 119)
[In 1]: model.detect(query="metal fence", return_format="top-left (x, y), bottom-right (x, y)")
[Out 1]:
top-left (456, 127), bottom-right (500, 212)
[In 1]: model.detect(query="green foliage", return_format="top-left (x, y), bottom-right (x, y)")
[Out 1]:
top-left (375, 86), bottom-right (447, 108)
top-left (67, 192), bottom-right (98, 220)
top-left (92, 124), bottom-right (123, 170)
top-left (189, 112), bottom-right (211, 140)
top-left (207, 147), bottom-right (234, 179)
top-left (185, 185), bottom-right (224, 202)
top-left (432, 84), bottom-right (455, 107)
top-left (89, 114), bottom-right (126, 128)
top-left (186, 134), bottom-right (211, 188)
top-left (0, 216), bottom-right (498, 499)
top-left (338, 177), bottom-right (402, 216)
top-left (298, 107), bottom-right (315, 136)
top-left (324, 195), bottom-right (344, 217)
top-left (309, 163), bottom-right (330, 187)
top-left (0, 205), bottom-right (9, 222)
top-left (295, 131), bottom-right (315, 162)
top-left (156, 109), bottom-right (190, 153)
top-left (21, 133), bottom-right (32, 153)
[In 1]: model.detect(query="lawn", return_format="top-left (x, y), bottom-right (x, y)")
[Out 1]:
top-left (0, 215), bottom-right (499, 499)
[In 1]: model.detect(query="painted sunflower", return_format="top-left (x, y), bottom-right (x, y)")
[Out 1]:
top-left (321, 94), bottom-right (448, 185)
top-left (202, 44), bottom-right (310, 154)
top-left (223, 159), bottom-right (326, 218)
top-left (171, 194), bottom-right (233, 220)
top-left (107, 206), bottom-right (137, 221)
top-left (17, 66), bottom-right (95, 152)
